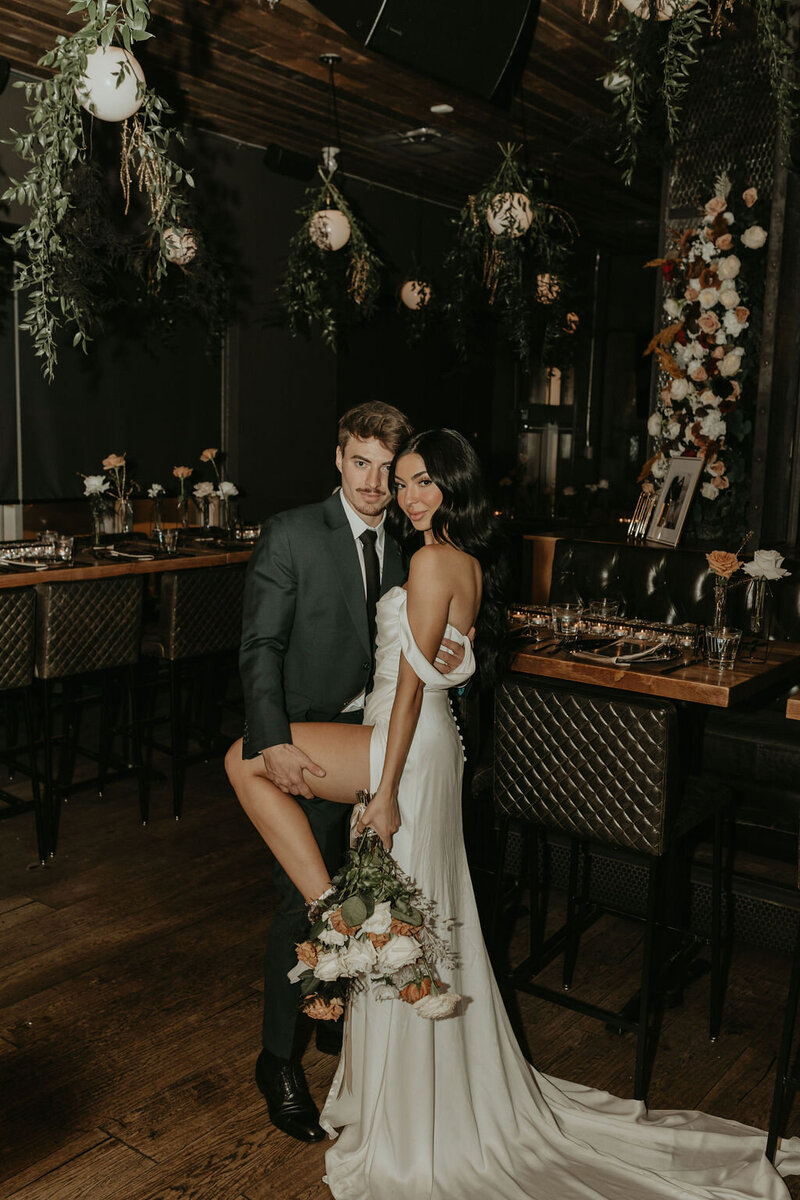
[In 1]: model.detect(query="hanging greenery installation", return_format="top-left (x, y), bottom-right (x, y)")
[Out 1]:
top-left (442, 143), bottom-right (579, 363)
top-left (1, 0), bottom-right (218, 379)
top-left (280, 169), bottom-right (383, 351)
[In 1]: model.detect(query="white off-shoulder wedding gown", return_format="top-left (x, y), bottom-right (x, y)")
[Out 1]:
top-left (320, 585), bottom-right (800, 1199)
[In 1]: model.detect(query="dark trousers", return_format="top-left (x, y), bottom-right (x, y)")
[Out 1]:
top-left (261, 710), bottom-right (362, 1059)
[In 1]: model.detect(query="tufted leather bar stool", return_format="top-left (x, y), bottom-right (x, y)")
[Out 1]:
top-left (141, 565), bottom-right (245, 819)
top-left (35, 575), bottom-right (146, 852)
top-left (492, 674), bottom-right (730, 1101)
top-left (0, 588), bottom-right (46, 862)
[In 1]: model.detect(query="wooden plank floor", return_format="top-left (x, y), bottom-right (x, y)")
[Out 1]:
top-left (2, 756), bottom-right (800, 1199)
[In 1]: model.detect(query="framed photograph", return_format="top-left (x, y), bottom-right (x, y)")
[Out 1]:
top-left (646, 457), bottom-right (704, 547)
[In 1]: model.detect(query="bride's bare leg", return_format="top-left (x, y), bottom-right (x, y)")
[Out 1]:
top-left (225, 723), bottom-right (372, 903)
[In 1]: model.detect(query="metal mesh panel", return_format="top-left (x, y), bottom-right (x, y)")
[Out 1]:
top-left (667, 39), bottom-right (777, 216)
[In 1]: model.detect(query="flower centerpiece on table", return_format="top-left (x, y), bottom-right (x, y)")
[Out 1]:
top-left (742, 549), bottom-right (791, 635)
top-left (80, 472), bottom-right (111, 543)
top-left (639, 175), bottom-right (768, 540)
top-left (102, 451), bottom-right (138, 533)
top-left (705, 532), bottom-right (753, 629)
top-left (289, 792), bottom-right (461, 1023)
top-left (172, 465), bottom-right (193, 527)
top-left (147, 482), bottom-right (165, 531)
top-left (199, 447), bottom-right (239, 530)
top-left (192, 479), bottom-right (215, 526)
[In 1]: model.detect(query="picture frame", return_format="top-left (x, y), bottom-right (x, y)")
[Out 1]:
top-left (646, 457), bottom-right (705, 547)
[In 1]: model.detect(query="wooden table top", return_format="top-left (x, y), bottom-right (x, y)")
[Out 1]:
top-left (787, 696), bottom-right (800, 721)
top-left (510, 639), bottom-right (800, 708)
top-left (0, 542), bottom-right (253, 588)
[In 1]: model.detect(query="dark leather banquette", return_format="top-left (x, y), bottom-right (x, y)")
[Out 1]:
top-left (547, 538), bottom-right (800, 857)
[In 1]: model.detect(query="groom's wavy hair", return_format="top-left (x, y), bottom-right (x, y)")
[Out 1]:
top-left (337, 402), bottom-right (413, 456)
top-left (388, 428), bottom-right (509, 686)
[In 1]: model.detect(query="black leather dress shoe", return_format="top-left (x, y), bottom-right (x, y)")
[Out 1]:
top-left (255, 1051), bottom-right (325, 1143)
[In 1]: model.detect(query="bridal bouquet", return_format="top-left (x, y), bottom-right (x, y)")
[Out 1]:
top-left (289, 792), bottom-right (461, 1022)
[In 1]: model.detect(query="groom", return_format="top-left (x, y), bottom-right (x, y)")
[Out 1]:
top-left (240, 401), bottom-right (464, 1143)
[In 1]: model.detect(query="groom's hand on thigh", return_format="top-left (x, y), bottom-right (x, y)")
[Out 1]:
top-left (261, 743), bottom-right (326, 799)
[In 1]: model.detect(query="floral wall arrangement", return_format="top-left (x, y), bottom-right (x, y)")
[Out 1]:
top-left (638, 173), bottom-right (769, 539)
top-left (594, 0), bottom-right (798, 184)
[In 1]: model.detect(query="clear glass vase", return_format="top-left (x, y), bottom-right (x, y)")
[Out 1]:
top-left (749, 577), bottom-right (767, 635)
top-left (152, 496), bottom-right (163, 533)
top-left (114, 497), bottom-right (134, 535)
top-left (177, 495), bottom-right (190, 529)
top-left (713, 578), bottom-right (727, 630)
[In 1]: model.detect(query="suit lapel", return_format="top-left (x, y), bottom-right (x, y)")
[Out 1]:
top-left (324, 494), bottom-right (373, 658)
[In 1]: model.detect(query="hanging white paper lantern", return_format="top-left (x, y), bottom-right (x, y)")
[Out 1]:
top-left (163, 228), bottom-right (198, 266)
top-left (77, 46), bottom-right (145, 122)
top-left (619, 0), bottom-right (692, 19)
top-left (486, 192), bottom-right (533, 238)
top-left (400, 279), bottom-right (431, 310)
top-left (309, 208), bottom-right (351, 251)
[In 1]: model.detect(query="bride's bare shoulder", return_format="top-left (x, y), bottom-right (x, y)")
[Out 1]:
top-left (408, 544), bottom-right (479, 586)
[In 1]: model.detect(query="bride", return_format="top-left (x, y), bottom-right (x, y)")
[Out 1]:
top-left (227, 428), bottom-right (800, 1200)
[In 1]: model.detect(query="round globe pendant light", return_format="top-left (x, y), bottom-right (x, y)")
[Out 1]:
top-left (309, 208), bottom-right (351, 251)
top-left (400, 279), bottom-right (432, 310)
top-left (163, 228), bottom-right (198, 265)
top-left (486, 191), bottom-right (534, 238)
top-left (78, 46), bottom-right (145, 122)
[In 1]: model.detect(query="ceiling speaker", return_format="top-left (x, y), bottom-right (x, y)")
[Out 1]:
top-left (310, 0), bottom-right (534, 99)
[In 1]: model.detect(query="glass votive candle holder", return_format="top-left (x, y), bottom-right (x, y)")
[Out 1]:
top-left (704, 627), bottom-right (742, 670)
top-left (588, 599), bottom-right (620, 620)
top-left (56, 535), bottom-right (74, 563)
top-left (164, 529), bottom-right (180, 554)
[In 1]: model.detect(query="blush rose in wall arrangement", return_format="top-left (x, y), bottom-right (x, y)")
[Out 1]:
top-left (638, 173), bottom-right (769, 540)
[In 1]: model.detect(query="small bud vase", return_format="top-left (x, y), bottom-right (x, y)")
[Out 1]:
top-left (749, 577), bottom-right (768, 635)
top-left (713, 578), bottom-right (728, 630)
top-left (177, 496), bottom-right (190, 529)
top-left (114, 497), bottom-right (134, 535)
top-left (152, 496), bottom-right (163, 533)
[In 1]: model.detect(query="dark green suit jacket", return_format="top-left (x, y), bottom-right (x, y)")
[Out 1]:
top-left (240, 492), bottom-right (406, 759)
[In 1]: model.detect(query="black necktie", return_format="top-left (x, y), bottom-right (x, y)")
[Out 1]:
top-left (359, 528), bottom-right (380, 670)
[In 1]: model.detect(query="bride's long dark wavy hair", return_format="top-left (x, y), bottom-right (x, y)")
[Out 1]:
top-left (387, 428), bottom-right (508, 686)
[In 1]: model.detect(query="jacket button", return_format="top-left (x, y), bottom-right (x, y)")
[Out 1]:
top-left (362, 661), bottom-right (370, 671)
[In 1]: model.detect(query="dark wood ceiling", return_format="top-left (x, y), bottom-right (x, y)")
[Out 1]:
top-left (0, 0), bottom-right (661, 243)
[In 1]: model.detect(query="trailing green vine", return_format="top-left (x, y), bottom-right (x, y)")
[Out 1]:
top-left (279, 169), bottom-right (383, 351)
top-left (598, 0), bottom-right (799, 184)
top-left (1, 0), bottom-right (214, 379)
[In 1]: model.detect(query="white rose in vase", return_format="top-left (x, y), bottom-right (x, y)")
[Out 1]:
top-left (742, 550), bottom-right (791, 580)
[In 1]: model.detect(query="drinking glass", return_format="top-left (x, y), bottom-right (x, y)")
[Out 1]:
top-left (164, 529), bottom-right (180, 554)
top-left (588, 599), bottom-right (620, 621)
top-left (704, 627), bottom-right (742, 670)
top-left (550, 603), bottom-right (584, 641)
top-left (152, 527), bottom-right (166, 549)
top-left (56, 535), bottom-right (74, 563)
top-left (40, 529), bottom-right (58, 560)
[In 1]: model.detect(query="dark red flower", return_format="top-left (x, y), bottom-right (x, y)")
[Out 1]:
top-left (661, 261), bottom-right (676, 281)
top-left (675, 329), bottom-right (688, 345)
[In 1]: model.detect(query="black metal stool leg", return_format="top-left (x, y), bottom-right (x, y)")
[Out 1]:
top-left (169, 660), bottom-right (186, 820)
top-left (563, 839), bottom-right (582, 991)
top-left (126, 666), bottom-right (149, 827)
top-left (40, 679), bottom-right (60, 854)
top-left (709, 806), bottom-right (724, 1042)
top-left (23, 690), bottom-right (48, 864)
top-left (634, 859), bottom-right (660, 1102)
top-left (767, 918), bottom-right (800, 1162)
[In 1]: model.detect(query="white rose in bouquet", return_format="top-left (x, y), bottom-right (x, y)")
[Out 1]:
top-left (376, 935), bottom-right (423, 974)
top-left (670, 378), bottom-right (690, 401)
top-left (742, 550), bottom-right (791, 580)
top-left (666, 420), bottom-right (682, 440)
top-left (338, 937), bottom-right (378, 977)
top-left (414, 993), bottom-right (462, 1020)
top-left (313, 949), bottom-right (344, 981)
top-left (664, 297), bottom-right (682, 318)
top-left (319, 927), bottom-right (347, 947)
top-left (719, 288), bottom-right (740, 309)
top-left (698, 288), bottom-right (719, 309)
top-left (360, 901), bottom-right (392, 935)
top-left (701, 482), bottom-right (719, 501)
top-left (740, 225), bottom-right (768, 250)
top-left (699, 411), bottom-right (726, 441)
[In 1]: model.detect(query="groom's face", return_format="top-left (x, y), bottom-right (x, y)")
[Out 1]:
top-left (336, 436), bottom-right (394, 526)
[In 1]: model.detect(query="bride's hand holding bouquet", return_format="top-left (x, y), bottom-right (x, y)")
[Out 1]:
top-left (356, 786), bottom-right (400, 850)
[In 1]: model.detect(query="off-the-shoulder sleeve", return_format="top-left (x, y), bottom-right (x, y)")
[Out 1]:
top-left (398, 591), bottom-right (475, 691)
